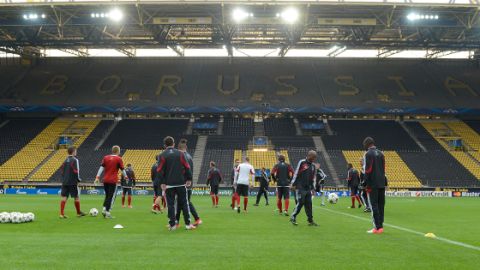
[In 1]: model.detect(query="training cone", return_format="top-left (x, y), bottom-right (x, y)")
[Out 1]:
top-left (424, 233), bottom-right (436, 238)
top-left (113, 224), bottom-right (124, 229)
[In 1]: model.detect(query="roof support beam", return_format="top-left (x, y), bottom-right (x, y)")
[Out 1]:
top-left (378, 48), bottom-right (401, 58)
top-left (278, 45), bottom-right (290, 57)
top-left (116, 47), bottom-right (136, 57)
top-left (328, 45), bottom-right (347, 57)
top-left (168, 45), bottom-right (184, 56)
top-left (57, 48), bottom-right (89, 57)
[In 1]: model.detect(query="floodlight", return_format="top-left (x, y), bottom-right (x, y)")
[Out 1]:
top-left (232, 8), bottom-right (250, 23)
top-left (108, 8), bottom-right (123, 22)
top-left (280, 8), bottom-right (299, 24)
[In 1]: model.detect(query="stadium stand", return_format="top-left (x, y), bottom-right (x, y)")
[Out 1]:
top-left (323, 120), bottom-right (420, 151)
top-left (101, 119), bottom-right (192, 149)
top-left (193, 117), bottom-right (219, 135)
top-left (47, 120), bottom-right (114, 182)
top-left (464, 120), bottom-right (480, 135)
top-left (326, 150), bottom-right (350, 181)
top-left (29, 120), bottom-right (100, 181)
top-left (1, 113), bottom-right (478, 187)
top-left (0, 119), bottom-right (91, 181)
top-left (248, 150), bottom-right (289, 170)
top-left (298, 118), bottom-right (329, 136)
top-left (234, 150), bottom-right (243, 164)
top-left (247, 150), bottom-right (280, 169)
top-left (399, 151), bottom-right (479, 187)
top-left (223, 118), bottom-right (254, 137)
top-left (421, 121), bottom-right (480, 179)
top-left (400, 121), bottom-right (478, 187)
top-left (122, 150), bottom-right (160, 182)
top-left (3, 58), bottom-right (480, 110)
top-left (0, 118), bottom-right (53, 165)
top-left (446, 121), bottom-right (480, 151)
top-left (206, 136), bottom-right (250, 150)
top-left (264, 118), bottom-right (296, 136)
top-left (270, 136), bottom-right (315, 149)
top-left (343, 150), bottom-right (422, 188)
top-left (197, 149), bottom-right (235, 184)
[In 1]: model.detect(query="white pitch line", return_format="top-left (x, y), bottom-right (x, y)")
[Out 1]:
top-left (316, 206), bottom-right (480, 252)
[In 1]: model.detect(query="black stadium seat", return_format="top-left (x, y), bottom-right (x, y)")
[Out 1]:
top-left (101, 119), bottom-right (193, 149)
top-left (323, 120), bottom-right (419, 151)
top-left (0, 118), bottom-right (53, 165)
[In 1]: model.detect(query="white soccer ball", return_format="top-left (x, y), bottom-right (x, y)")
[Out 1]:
top-left (19, 214), bottom-right (26, 223)
top-left (0, 212), bottom-right (10, 223)
top-left (23, 213), bottom-right (30, 222)
top-left (328, 193), bottom-right (339, 204)
top-left (4, 213), bottom-right (11, 223)
top-left (10, 213), bottom-right (21, 223)
top-left (26, 212), bottom-right (35, 222)
top-left (89, 208), bottom-right (99, 217)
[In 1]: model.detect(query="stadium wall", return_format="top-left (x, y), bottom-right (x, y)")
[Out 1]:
top-left (1, 184), bottom-right (479, 198)
top-left (1, 58), bottom-right (480, 114)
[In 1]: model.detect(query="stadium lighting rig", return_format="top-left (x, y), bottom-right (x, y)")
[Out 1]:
top-left (276, 8), bottom-right (300, 24)
top-left (22, 13), bottom-right (47, 20)
top-left (407, 13), bottom-right (439, 21)
top-left (90, 8), bottom-right (124, 22)
top-left (232, 8), bottom-right (253, 23)
top-left (328, 45), bottom-right (347, 57)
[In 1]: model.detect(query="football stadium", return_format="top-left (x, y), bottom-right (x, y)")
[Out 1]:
top-left (1, 0), bottom-right (480, 269)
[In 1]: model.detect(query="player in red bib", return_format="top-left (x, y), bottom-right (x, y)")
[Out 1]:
top-left (95, 145), bottom-right (128, 218)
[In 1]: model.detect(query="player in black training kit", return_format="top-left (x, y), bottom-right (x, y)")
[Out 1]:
top-left (359, 158), bottom-right (371, 213)
top-left (230, 159), bottom-right (240, 210)
top-left (254, 167), bottom-right (270, 206)
top-left (363, 137), bottom-right (387, 234)
top-left (156, 136), bottom-right (195, 231)
top-left (314, 164), bottom-right (327, 206)
top-left (346, 163), bottom-right (363, 209)
top-left (207, 161), bottom-right (222, 208)
top-left (59, 146), bottom-right (85, 218)
top-left (290, 150), bottom-right (318, 226)
top-left (176, 139), bottom-right (202, 227)
top-left (121, 164), bottom-right (136, 208)
top-left (271, 155), bottom-right (294, 216)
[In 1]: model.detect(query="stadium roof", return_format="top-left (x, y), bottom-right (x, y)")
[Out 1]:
top-left (0, 0), bottom-right (479, 58)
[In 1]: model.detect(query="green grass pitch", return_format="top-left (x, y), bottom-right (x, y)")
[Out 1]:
top-left (0, 195), bottom-right (479, 270)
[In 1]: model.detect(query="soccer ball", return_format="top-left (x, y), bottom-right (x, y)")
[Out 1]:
top-left (23, 213), bottom-right (30, 222)
top-left (19, 214), bottom-right (26, 223)
top-left (27, 212), bottom-right (35, 222)
top-left (328, 193), bottom-right (339, 204)
top-left (0, 212), bottom-right (10, 223)
top-left (24, 212), bottom-right (34, 222)
top-left (89, 208), bottom-right (99, 217)
top-left (10, 213), bottom-right (21, 223)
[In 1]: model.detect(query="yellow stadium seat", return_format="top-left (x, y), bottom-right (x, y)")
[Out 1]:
top-left (121, 150), bottom-right (161, 182)
top-left (342, 150), bottom-right (422, 188)
top-left (0, 119), bottom-right (100, 182)
top-left (29, 120), bottom-right (100, 182)
top-left (245, 150), bottom-right (290, 187)
top-left (421, 121), bottom-right (480, 179)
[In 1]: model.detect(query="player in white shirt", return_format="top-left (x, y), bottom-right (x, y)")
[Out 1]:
top-left (234, 157), bottom-right (255, 213)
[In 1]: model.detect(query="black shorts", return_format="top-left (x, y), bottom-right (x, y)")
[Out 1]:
top-left (61, 185), bottom-right (79, 198)
top-left (236, 184), bottom-right (249, 197)
top-left (122, 187), bottom-right (132, 195)
top-left (210, 185), bottom-right (219, 195)
top-left (277, 186), bottom-right (290, 200)
top-left (153, 184), bottom-right (161, 197)
top-left (350, 186), bottom-right (359, 196)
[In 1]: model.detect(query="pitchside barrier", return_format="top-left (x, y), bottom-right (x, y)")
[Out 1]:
top-left (0, 184), bottom-right (479, 197)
